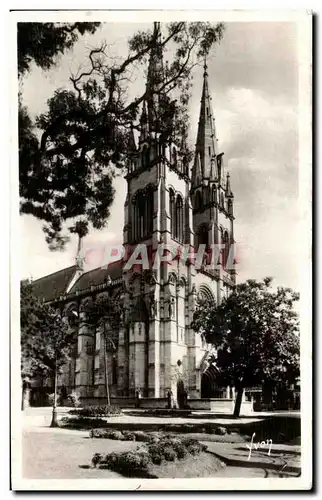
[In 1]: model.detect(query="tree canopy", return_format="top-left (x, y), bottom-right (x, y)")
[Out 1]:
top-left (19, 21), bottom-right (225, 249)
top-left (18, 22), bottom-right (101, 76)
top-left (191, 278), bottom-right (300, 416)
top-left (83, 292), bottom-right (123, 350)
top-left (20, 280), bottom-right (77, 380)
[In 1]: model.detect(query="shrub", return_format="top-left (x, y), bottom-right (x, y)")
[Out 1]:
top-left (146, 439), bottom-right (178, 462)
top-left (60, 416), bottom-right (107, 428)
top-left (89, 429), bottom-right (137, 440)
top-left (67, 391), bottom-right (81, 408)
top-left (47, 393), bottom-right (55, 406)
top-left (174, 443), bottom-right (187, 459)
top-left (122, 430), bottom-right (136, 441)
top-left (214, 426), bottom-right (227, 436)
top-left (69, 405), bottom-right (122, 417)
top-left (133, 431), bottom-right (152, 442)
top-left (164, 438), bottom-right (187, 459)
top-left (103, 450), bottom-right (151, 476)
top-left (105, 405), bottom-right (123, 415)
top-left (150, 452), bottom-right (163, 465)
top-left (92, 453), bottom-right (103, 468)
top-left (187, 444), bottom-right (201, 456)
top-left (181, 437), bottom-right (207, 454)
top-left (163, 447), bottom-right (177, 461)
top-left (104, 452), bottom-right (119, 468)
top-left (106, 430), bottom-right (124, 440)
top-left (89, 428), bottom-right (108, 438)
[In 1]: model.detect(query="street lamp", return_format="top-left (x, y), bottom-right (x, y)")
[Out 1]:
top-left (102, 317), bottom-right (118, 409)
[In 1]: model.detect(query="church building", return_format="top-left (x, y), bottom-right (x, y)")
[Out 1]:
top-left (30, 23), bottom-right (237, 407)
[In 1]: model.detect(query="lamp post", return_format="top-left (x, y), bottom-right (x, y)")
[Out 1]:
top-left (102, 316), bottom-right (118, 409)
top-left (50, 309), bottom-right (78, 428)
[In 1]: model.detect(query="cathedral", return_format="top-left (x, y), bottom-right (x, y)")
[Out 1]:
top-left (31, 23), bottom-right (238, 407)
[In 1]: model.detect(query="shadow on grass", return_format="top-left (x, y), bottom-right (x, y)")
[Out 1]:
top-left (97, 465), bottom-right (158, 478)
top-left (241, 416), bottom-right (301, 443)
top-left (235, 446), bottom-right (301, 456)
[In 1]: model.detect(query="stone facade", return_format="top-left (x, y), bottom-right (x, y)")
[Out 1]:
top-left (30, 24), bottom-right (236, 405)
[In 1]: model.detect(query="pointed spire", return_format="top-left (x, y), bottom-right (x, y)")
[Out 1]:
top-left (192, 153), bottom-right (202, 186)
top-left (210, 156), bottom-right (218, 180)
top-left (191, 57), bottom-right (218, 188)
top-left (75, 233), bottom-right (84, 270)
top-left (146, 22), bottom-right (164, 132)
top-left (139, 100), bottom-right (149, 143)
top-left (127, 124), bottom-right (137, 152)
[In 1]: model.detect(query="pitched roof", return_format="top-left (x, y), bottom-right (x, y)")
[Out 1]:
top-left (31, 265), bottom-right (77, 302)
top-left (68, 260), bottom-right (123, 295)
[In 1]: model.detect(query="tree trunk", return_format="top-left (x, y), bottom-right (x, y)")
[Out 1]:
top-left (21, 385), bottom-right (25, 411)
top-left (50, 361), bottom-right (59, 427)
top-left (233, 385), bottom-right (244, 418)
top-left (104, 333), bottom-right (110, 407)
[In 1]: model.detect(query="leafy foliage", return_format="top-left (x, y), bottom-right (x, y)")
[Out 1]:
top-left (91, 434), bottom-right (208, 474)
top-left (192, 278), bottom-right (300, 416)
top-left (20, 280), bottom-right (77, 380)
top-left (67, 391), bottom-right (81, 408)
top-left (18, 22), bottom-right (101, 76)
top-left (19, 21), bottom-right (225, 248)
top-left (70, 405), bottom-right (123, 417)
top-left (84, 293), bottom-right (123, 352)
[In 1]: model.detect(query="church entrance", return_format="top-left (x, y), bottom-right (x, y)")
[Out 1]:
top-left (177, 379), bottom-right (185, 409)
top-left (201, 365), bottom-right (218, 398)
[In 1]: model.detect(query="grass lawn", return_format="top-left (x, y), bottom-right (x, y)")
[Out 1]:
top-left (22, 429), bottom-right (138, 479)
top-left (147, 452), bottom-right (224, 478)
top-left (23, 428), bottom-right (225, 480)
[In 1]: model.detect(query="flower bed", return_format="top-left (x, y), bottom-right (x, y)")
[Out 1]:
top-left (69, 405), bottom-right (123, 417)
top-left (60, 416), bottom-right (108, 429)
top-left (91, 434), bottom-right (209, 477)
top-left (89, 428), bottom-right (160, 442)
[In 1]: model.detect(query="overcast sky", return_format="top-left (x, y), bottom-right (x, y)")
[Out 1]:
top-left (21, 21), bottom-right (300, 290)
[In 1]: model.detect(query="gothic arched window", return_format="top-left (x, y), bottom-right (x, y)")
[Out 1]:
top-left (146, 187), bottom-right (154, 235)
top-left (169, 189), bottom-right (175, 237)
top-left (132, 188), bottom-right (154, 241)
top-left (175, 194), bottom-right (184, 242)
top-left (197, 224), bottom-right (209, 251)
top-left (142, 145), bottom-right (150, 168)
top-left (222, 230), bottom-right (229, 269)
top-left (220, 192), bottom-right (225, 209)
top-left (194, 190), bottom-right (202, 211)
top-left (227, 199), bottom-right (233, 216)
top-left (138, 193), bottom-right (145, 239)
top-left (204, 186), bottom-right (210, 206)
top-left (212, 185), bottom-right (217, 204)
top-left (172, 147), bottom-right (177, 165)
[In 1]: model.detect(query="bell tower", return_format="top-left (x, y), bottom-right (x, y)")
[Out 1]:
top-left (191, 60), bottom-right (236, 302)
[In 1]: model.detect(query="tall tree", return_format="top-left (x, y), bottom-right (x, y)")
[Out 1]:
top-left (18, 22), bottom-right (101, 77)
top-left (20, 280), bottom-right (78, 424)
top-left (84, 292), bottom-right (123, 406)
top-left (18, 22), bottom-right (101, 249)
top-left (191, 278), bottom-right (300, 417)
top-left (19, 21), bottom-right (225, 249)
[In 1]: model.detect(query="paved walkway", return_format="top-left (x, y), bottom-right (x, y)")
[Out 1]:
top-left (20, 408), bottom-right (301, 480)
top-left (23, 406), bottom-right (300, 429)
top-left (202, 441), bottom-right (301, 475)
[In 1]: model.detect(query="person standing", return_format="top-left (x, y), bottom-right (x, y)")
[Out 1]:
top-left (135, 388), bottom-right (142, 408)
